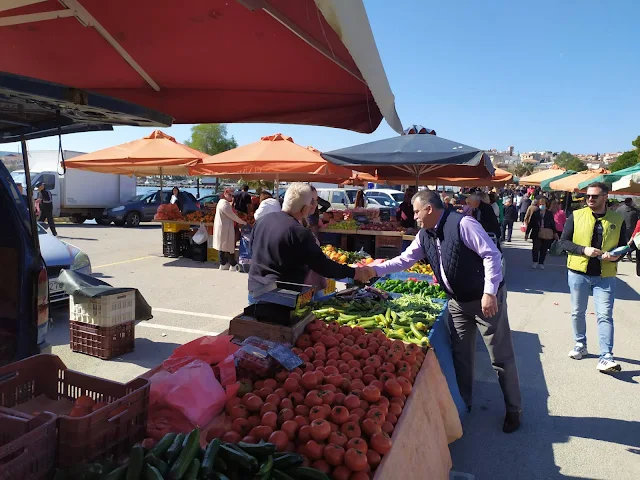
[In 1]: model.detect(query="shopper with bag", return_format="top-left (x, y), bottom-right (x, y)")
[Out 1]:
top-left (628, 219), bottom-right (640, 276)
top-left (525, 197), bottom-right (558, 270)
top-left (396, 187), bottom-right (416, 229)
top-left (213, 188), bottom-right (247, 271)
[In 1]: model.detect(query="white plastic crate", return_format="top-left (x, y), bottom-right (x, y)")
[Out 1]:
top-left (70, 290), bottom-right (136, 327)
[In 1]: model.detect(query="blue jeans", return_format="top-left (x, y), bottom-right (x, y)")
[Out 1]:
top-left (567, 270), bottom-right (616, 357)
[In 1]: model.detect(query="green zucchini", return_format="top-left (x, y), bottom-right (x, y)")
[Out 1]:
top-left (151, 432), bottom-right (177, 458)
top-left (200, 438), bottom-right (221, 479)
top-left (271, 453), bottom-right (304, 470)
top-left (236, 441), bottom-right (276, 460)
top-left (285, 467), bottom-right (331, 480)
top-left (103, 464), bottom-right (128, 480)
top-left (165, 433), bottom-right (186, 464)
top-left (257, 455), bottom-right (273, 477)
top-left (271, 470), bottom-right (296, 480)
top-left (213, 456), bottom-right (227, 473)
top-left (144, 464), bottom-right (164, 480)
top-left (184, 458), bottom-right (201, 480)
top-left (169, 428), bottom-right (201, 480)
top-left (126, 445), bottom-right (145, 480)
top-left (214, 473), bottom-right (230, 480)
top-left (144, 453), bottom-right (169, 476)
top-left (219, 443), bottom-right (258, 471)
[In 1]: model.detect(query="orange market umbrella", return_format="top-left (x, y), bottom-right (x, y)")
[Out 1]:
top-left (519, 165), bottom-right (566, 186)
top-left (391, 168), bottom-right (512, 187)
top-left (64, 130), bottom-right (206, 176)
top-left (549, 169), bottom-right (610, 193)
top-left (189, 134), bottom-right (355, 183)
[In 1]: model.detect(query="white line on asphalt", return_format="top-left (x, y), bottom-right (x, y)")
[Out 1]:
top-left (137, 322), bottom-right (221, 336)
top-left (153, 307), bottom-right (232, 321)
top-left (94, 255), bottom-right (154, 269)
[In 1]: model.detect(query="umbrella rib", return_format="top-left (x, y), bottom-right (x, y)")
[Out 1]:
top-left (0, 9), bottom-right (75, 26)
top-left (59, 0), bottom-right (161, 92)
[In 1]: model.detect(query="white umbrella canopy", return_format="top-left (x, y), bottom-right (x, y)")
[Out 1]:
top-left (612, 172), bottom-right (640, 195)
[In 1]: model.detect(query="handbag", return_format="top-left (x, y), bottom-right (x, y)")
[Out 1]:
top-left (549, 239), bottom-right (564, 256)
top-left (538, 227), bottom-right (554, 240)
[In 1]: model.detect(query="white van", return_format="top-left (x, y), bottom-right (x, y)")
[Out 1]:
top-left (365, 188), bottom-right (405, 207)
top-left (316, 188), bottom-right (364, 210)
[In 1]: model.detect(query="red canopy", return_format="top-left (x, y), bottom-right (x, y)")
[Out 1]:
top-left (0, 0), bottom-right (402, 134)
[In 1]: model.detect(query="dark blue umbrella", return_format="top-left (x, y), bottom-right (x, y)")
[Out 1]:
top-left (321, 131), bottom-right (493, 186)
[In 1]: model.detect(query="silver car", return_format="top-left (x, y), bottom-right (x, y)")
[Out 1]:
top-left (38, 223), bottom-right (92, 304)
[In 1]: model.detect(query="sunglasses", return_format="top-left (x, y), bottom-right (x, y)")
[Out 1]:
top-left (586, 194), bottom-right (602, 199)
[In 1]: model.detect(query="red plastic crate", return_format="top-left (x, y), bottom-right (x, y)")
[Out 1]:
top-left (69, 320), bottom-right (135, 360)
top-left (0, 354), bottom-right (149, 468)
top-left (0, 409), bottom-right (57, 480)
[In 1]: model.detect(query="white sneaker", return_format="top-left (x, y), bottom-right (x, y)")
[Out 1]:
top-left (531, 263), bottom-right (537, 269)
top-left (229, 265), bottom-right (237, 272)
top-left (219, 264), bottom-right (230, 271)
top-left (568, 343), bottom-right (587, 360)
top-left (597, 355), bottom-right (622, 373)
top-left (538, 264), bottom-right (545, 270)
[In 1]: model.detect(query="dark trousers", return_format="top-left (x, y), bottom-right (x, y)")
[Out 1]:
top-left (219, 251), bottom-right (237, 266)
top-left (519, 211), bottom-right (526, 222)
top-left (448, 286), bottom-right (522, 413)
top-left (38, 206), bottom-right (57, 236)
top-left (501, 221), bottom-right (514, 242)
top-left (532, 238), bottom-right (552, 264)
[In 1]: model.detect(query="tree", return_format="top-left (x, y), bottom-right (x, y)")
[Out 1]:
top-left (512, 164), bottom-right (534, 177)
top-left (554, 151), bottom-right (587, 172)
top-left (184, 124), bottom-right (237, 155)
top-left (609, 150), bottom-right (638, 172)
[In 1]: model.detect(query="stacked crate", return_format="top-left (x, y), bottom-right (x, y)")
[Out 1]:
top-left (69, 290), bottom-right (136, 359)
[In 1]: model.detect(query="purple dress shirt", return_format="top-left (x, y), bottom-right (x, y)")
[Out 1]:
top-left (374, 214), bottom-right (503, 295)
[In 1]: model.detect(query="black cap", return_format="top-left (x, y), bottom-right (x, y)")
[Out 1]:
top-left (34, 181), bottom-right (44, 188)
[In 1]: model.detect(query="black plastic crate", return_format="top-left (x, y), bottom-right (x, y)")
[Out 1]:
top-left (347, 234), bottom-right (375, 256)
top-left (190, 241), bottom-right (207, 262)
top-left (162, 232), bottom-right (179, 258)
top-left (179, 230), bottom-right (192, 256)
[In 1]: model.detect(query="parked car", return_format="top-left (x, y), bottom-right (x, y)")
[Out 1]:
top-left (197, 193), bottom-right (220, 206)
top-left (102, 190), bottom-right (200, 226)
top-left (38, 222), bottom-right (92, 304)
top-left (317, 188), bottom-right (364, 210)
top-left (0, 161), bottom-right (48, 364)
top-left (365, 188), bottom-right (404, 207)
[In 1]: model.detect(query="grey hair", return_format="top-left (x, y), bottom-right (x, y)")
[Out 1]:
top-left (412, 190), bottom-right (444, 209)
top-left (532, 198), bottom-right (539, 206)
top-left (282, 182), bottom-right (313, 214)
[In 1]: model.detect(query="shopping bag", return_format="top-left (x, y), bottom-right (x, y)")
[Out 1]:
top-left (520, 224), bottom-right (527, 233)
top-left (149, 358), bottom-right (226, 429)
top-left (634, 233), bottom-right (640, 249)
top-left (167, 335), bottom-right (239, 366)
top-left (192, 223), bottom-right (209, 245)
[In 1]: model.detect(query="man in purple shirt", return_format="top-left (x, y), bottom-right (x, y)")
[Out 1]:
top-left (359, 190), bottom-right (522, 433)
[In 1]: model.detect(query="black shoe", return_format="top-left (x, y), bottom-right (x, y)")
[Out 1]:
top-left (503, 411), bottom-right (521, 433)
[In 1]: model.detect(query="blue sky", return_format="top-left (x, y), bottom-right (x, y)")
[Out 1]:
top-left (4, 0), bottom-right (639, 156)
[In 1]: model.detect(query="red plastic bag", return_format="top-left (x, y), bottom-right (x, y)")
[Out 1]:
top-left (149, 359), bottom-right (226, 430)
top-left (167, 335), bottom-right (239, 366)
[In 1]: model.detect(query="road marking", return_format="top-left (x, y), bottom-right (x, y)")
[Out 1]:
top-left (153, 307), bottom-right (232, 321)
top-left (94, 255), bottom-right (154, 269)
top-left (137, 322), bottom-right (222, 336)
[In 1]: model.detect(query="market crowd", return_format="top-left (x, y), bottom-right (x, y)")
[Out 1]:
top-left (213, 180), bottom-right (638, 434)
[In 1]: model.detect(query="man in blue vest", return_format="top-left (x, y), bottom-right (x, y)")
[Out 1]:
top-left (359, 190), bottom-right (522, 433)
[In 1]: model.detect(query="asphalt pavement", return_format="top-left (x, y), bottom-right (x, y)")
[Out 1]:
top-left (48, 221), bottom-right (640, 480)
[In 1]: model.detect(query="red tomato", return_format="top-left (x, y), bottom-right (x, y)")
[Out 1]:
top-left (387, 413), bottom-right (398, 425)
top-left (344, 448), bottom-right (368, 472)
top-left (361, 418), bottom-right (382, 438)
top-left (350, 408), bottom-right (366, 421)
top-left (359, 400), bottom-right (370, 411)
top-left (261, 411), bottom-right (278, 429)
top-left (319, 390), bottom-right (335, 405)
top-left (283, 378), bottom-right (299, 393)
top-left (366, 449), bottom-right (381, 468)
top-left (274, 388), bottom-right (288, 400)
top-left (333, 392), bottom-right (346, 406)
top-left (222, 431), bottom-right (242, 443)
top-left (362, 374), bottom-right (377, 385)
top-left (390, 397), bottom-right (404, 407)
top-left (231, 405), bottom-right (249, 420)
top-left (241, 435), bottom-right (257, 443)
top-left (268, 430), bottom-right (289, 451)
top-left (257, 387), bottom-right (274, 399)
top-left (310, 419), bottom-right (331, 441)
top-left (346, 437), bottom-right (368, 454)
top-left (381, 420), bottom-right (394, 434)
top-left (294, 404), bottom-right (310, 416)
top-left (370, 432), bottom-right (393, 455)
top-left (343, 394), bottom-right (360, 411)
top-left (328, 430), bottom-right (348, 448)
top-left (369, 379), bottom-right (384, 391)
top-left (265, 394), bottom-right (281, 408)
top-left (396, 376), bottom-right (413, 395)
top-left (366, 356), bottom-right (382, 369)
top-left (244, 395), bottom-right (264, 413)
top-left (294, 415), bottom-right (309, 428)
top-left (349, 368), bottom-right (363, 380)
top-left (232, 418), bottom-right (250, 436)
top-left (253, 425), bottom-right (274, 442)
top-left (225, 396), bottom-right (241, 415)
top-left (289, 392), bottom-right (305, 407)
top-left (280, 398), bottom-right (294, 410)
top-left (324, 444), bottom-right (345, 466)
top-left (260, 403), bottom-right (278, 416)
top-left (388, 402), bottom-right (402, 417)
top-left (367, 408), bottom-right (385, 425)
top-left (278, 408), bottom-right (295, 425)
top-left (347, 359), bottom-right (361, 369)
top-left (346, 414), bottom-right (360, 424)
top-left (247, 415), bottom-right (261, 429)
top-left (309, 405), bottom-right (329, 421)
top-left (305, 440), bottom-right (324, 461)
top-left (330, 406), bottom-right (349, 425)
top-left (298, 425), bottom-right (312, 443)
top-left (332, 465), bottom-right (352, 480)
top-left (305, 390), bottom-right (323, 408)
top-left (281, 420), bottom-right (298, 440)
top-left (362, 385), bottom-right (381, 403)
top-left (384, 379), bottom-right (403, 398)
top-left (338, 363), bottom-right (350, 374)
top-left (340, 421), bottom-right (361, 440)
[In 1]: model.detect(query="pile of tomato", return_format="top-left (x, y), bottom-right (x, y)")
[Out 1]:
top-left (215, 318), bottom-right (425, 479)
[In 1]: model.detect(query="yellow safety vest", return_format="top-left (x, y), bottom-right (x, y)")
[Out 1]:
top-left (567, 207), bottom-right (623, 277)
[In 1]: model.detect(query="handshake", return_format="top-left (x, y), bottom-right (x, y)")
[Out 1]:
top-left (353, 265), bottom-right (378, 283)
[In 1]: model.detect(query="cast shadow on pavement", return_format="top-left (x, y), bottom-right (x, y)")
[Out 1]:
top-left (449, 330), bottom-right (640, 479)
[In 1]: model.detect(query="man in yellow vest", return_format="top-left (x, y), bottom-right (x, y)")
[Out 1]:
top-left (559, 182), bottom-right (627, 373)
